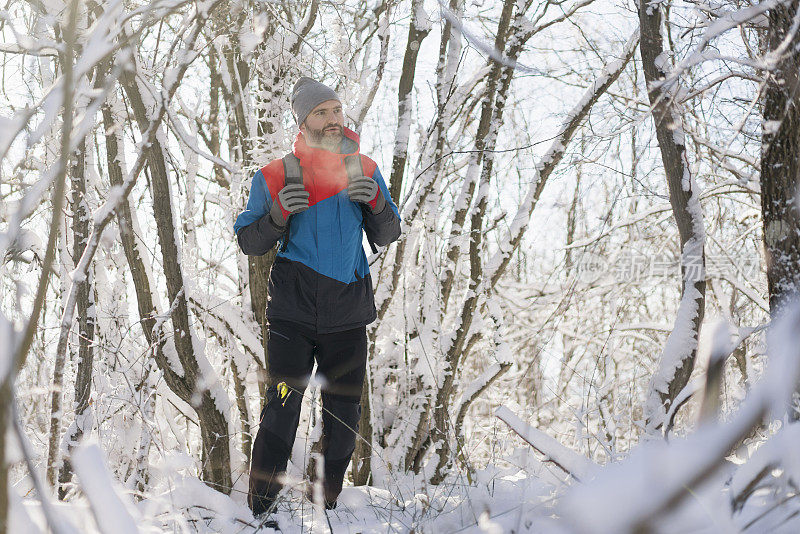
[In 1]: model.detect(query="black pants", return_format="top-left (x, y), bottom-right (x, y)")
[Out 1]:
top-left (248, 318), bottom-right (367, 515)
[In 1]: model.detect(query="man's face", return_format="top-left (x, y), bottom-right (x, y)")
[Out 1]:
top-left (301, 99), bottom-right (344, 151)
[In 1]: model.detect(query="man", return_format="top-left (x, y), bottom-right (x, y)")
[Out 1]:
top-left (233, 76), bottom-right (401, 517)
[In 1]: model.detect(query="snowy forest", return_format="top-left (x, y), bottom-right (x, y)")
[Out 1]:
top-left (2, 0), bottom-right (800, 531)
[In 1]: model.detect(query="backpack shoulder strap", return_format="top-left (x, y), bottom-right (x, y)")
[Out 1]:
top-left (343, 154), bottom-right (363, 181)
top-left (279, 153), bottom-right (303, 252)
top-left (345, 154), bottom-right (379, 255)
top-left (282, 153), bottom-right (303, 185)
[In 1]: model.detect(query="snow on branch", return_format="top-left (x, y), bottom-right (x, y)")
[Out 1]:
top-left (456, 361), bottom-right (512, 433)
top-left (72, 444), bottom-right (140, 534)
top-left (11, 403), bottom-right (79, 534)
top-left (165, 104), bottom-right (235, 173)
top-left (643, 280), bottom-right (704, 431)
top-left (730, 423), bottom-right (800, 511)
top-left (439, 0), bottom-right (597, 74)
top-left (558, 304), bottom-right (800, 533)
top-left (657, 0), bottom-right (784, 94)
top-left (496, 406), bottom-right (596, 481)
top-left (188, 294), bottom-right (263, 368)
top-left (483, 28), bottom-right (640, 291)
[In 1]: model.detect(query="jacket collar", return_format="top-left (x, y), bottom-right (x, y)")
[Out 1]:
top-left (292, 126), bottom-right (360, 168)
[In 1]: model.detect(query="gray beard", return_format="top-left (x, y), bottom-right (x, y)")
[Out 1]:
top-left (307, 126), bottom-right (343, 152)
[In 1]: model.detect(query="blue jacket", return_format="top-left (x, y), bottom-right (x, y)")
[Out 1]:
top-left (234, 128), bottom-right (401, 333)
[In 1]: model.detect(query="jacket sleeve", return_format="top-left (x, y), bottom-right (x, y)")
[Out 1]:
top-left (362, 166), bottom-right (402, 247)
top-left (233, 169), bottom-right (286, 256)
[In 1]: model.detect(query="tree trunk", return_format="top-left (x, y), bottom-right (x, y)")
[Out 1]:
top-left (431, 0), bottom-right (525, 481)
top-left (214, 6), bottom-right (276, 404)
top-left (56, 131), bottom-right (95, 498)
top-left (638, 0), bottom-right (707, 434)
top-left (121, 63), bottom-right (232, 493)
top-left (351, 333), bottom-right (375, 485)
top-left (360, 0), bottom-right (464, 478)
top-left (58, 17), bottom-right (103, 488)
top-left (45, 0), bottom-right (84, 493)
top-left (103, 92), bottom-right (194, 489)
top-left (388, 0), bottom-right (430, 203)
top-left (230, 358), bottom-right (252, 462)
top-left (761, 0), bottom-right (800, 316)
top-left (438, 0), bottom-right (517, 315)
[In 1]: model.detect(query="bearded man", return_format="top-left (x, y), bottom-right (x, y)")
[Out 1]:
top-left (234, 76), bottom-right (401, 517)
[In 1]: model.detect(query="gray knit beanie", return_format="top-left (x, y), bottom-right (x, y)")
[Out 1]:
top-left (290, 76), bottom-right (340, 125)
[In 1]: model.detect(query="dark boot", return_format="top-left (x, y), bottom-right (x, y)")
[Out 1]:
top-left (248, 488), bottom-right (277, 518)
top-left (304, 482), bottom-right (339, 510)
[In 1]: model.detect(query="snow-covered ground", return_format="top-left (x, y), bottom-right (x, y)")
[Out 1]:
top-left (14, 453), bottom-right (800, 533)
top-left (14, 459), bottom-right (558, 533)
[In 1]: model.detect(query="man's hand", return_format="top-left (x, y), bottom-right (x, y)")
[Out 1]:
top-left (270, 183), bottom-right (310, 227)
top-left (348, 175), bottom-right (386, 214)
